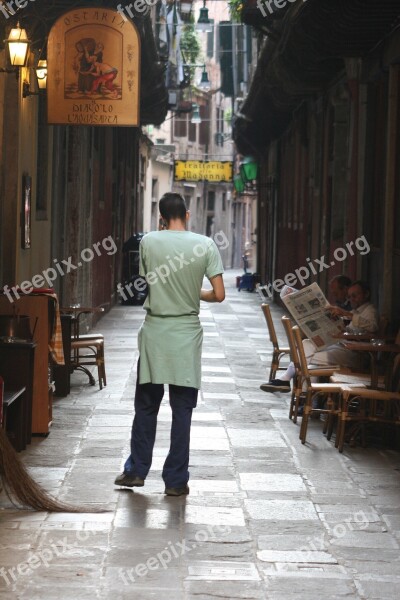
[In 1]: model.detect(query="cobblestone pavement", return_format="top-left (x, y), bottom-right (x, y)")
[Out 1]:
top-left (1, 271), bottom-right (400, 599)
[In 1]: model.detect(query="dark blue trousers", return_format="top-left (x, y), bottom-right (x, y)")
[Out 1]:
top-left (124, 365), bottom-right (198, 488)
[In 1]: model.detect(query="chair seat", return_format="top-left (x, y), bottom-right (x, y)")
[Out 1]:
top-left (309, 383), bottom-right (345, 392)
top-left (311, 382), bottom-right (366, 392)
top-left (70, 338), bottom-right (106, 389)
top-left (71, 338), bottom-right (103, 349)
top-left (340, 386), bottom-right (400, 400)
top-left (72, 333), bottom-right (104, 341)
top-left (308, 367), bottom-right (336, 376)
top-left (331, 373), bottom-right (385, 386)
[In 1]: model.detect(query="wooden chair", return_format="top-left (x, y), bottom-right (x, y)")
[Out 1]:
top-left (337, 355), bottom-right (400, 452)
top-left (292, 326), bottom-right (365, 444)
top-left (67, 307), bottom-right (107, 390)
top-left (70, 337), bottom-right (106, 390)
top-left (261, 304), bottom-right (290, 381)
top-left (72, 332), bottom-right (106, 390)
top-left (281, 317), bottom-right (336, 423)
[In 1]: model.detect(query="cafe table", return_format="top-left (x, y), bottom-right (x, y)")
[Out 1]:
top-left (340, 340), bottom-right (400, 389)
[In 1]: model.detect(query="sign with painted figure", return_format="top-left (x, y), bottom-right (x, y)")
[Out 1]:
top-left (47, 8), bottom-right (140, 126)
top-left (174, 161), bottom-right (233, 182)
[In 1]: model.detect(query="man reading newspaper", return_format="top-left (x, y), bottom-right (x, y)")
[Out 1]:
top-left (260, 280), bottom-right (378, 393)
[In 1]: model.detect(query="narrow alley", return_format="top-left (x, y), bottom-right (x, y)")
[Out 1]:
top-left (1, 272), bottom-right (399, 600)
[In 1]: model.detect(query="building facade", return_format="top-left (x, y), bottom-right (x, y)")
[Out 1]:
top-left (234, 0), bottom-right (400, 325)
top-left (0, 0), bottom-right (167, 316)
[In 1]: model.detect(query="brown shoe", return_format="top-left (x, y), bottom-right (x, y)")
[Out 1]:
top-left (164, 485), bottom-right (189, 496)
top-left (114, 473), bottom-right (144, 487)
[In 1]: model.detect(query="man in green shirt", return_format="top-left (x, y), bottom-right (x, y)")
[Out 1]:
top-left (115, 193), bottom-right (225, 496)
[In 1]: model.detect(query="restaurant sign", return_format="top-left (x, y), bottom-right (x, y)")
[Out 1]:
top-left (47, 8), bottom-right (140, 126)
top-left (174, 161), bottom-right (233, 183)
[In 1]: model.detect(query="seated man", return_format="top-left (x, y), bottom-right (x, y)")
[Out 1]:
top-left (261, 280), bottom-right (378, 393)
top-left (329, 274), bottom-right (352, 311)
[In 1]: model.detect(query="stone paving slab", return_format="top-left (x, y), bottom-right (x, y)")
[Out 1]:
top-left (1, 270), bottom-right (400, 599)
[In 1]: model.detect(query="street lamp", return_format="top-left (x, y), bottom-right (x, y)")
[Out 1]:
top-left (182, 63), bottom-right (211, 92)
top-left (198, 66), bottom-right (210, 91)
top-left (196, 1), bottom-right (212, 32)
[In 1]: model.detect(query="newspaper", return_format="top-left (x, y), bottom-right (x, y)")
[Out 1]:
top-left (280, 282), bottom-right (345, 351)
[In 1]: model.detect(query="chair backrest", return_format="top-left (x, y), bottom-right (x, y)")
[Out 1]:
top-left (293, 325), bottom-right (312, 382)
top-left (282, 316), bottom-right (300, 370)
top-left (261, 303), bottom-right (279, 349)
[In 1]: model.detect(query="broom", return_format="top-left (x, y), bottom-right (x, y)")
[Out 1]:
top-left (0, 427), bottom-right (106, 512)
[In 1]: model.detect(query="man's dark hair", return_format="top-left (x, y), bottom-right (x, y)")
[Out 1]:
top-left (330, 275), bottom-right (352, 289)
top-left (159, 193), bottom-right (187, 223)
top-left (350, 280), bottom-right (371, 296)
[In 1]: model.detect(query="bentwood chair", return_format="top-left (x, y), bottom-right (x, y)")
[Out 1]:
top-left (281, 317), bottom-right (337, 424)
top-left (337, 355), bottom-right (400, 452)
top-left (62, 306), bottom-right (107, 390)
top-left (292, 326), bottom-right (365, 444)
top-left (261, 304), bottom-right (290, 381)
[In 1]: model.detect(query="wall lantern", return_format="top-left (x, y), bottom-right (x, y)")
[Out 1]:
top-left (239, 156), bottom-right (258, 183)
top-left (196, 1), bottom-right (212, 32)
top-left (35, 59), bottom-right (48, 89)
top-left (0, 23), bottom-right (45, 100)
top-left (22, 58), bottom-right (47, 98)
top-left (6, 23), bottom-right (30, 67)
top-left (191, 103), bottom-right (201, 124)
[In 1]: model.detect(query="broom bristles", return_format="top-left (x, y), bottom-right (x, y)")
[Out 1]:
top-left (0, 427), bottom-right (107, 512)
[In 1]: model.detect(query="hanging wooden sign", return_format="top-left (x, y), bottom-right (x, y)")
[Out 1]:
top-left (47, 7), bottom-right (140, 126)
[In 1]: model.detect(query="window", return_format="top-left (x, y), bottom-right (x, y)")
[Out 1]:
top-left (199, 104), bottom-right (210, 146)
top-left (222, 193), bottom-right (226, 212)
top-left (189, 119), bottom-right (196, 142)
top-left (174, 115), bottom-right (187, 137)
top-left (207, 191), bottom-right (215, 211)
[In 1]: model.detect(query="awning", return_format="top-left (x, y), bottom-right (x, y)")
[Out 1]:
top-left (234, 0), bottom-right (400, 154)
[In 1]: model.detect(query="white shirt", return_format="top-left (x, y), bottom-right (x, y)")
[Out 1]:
top-left (349, 302), bottom-right (378, 333)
